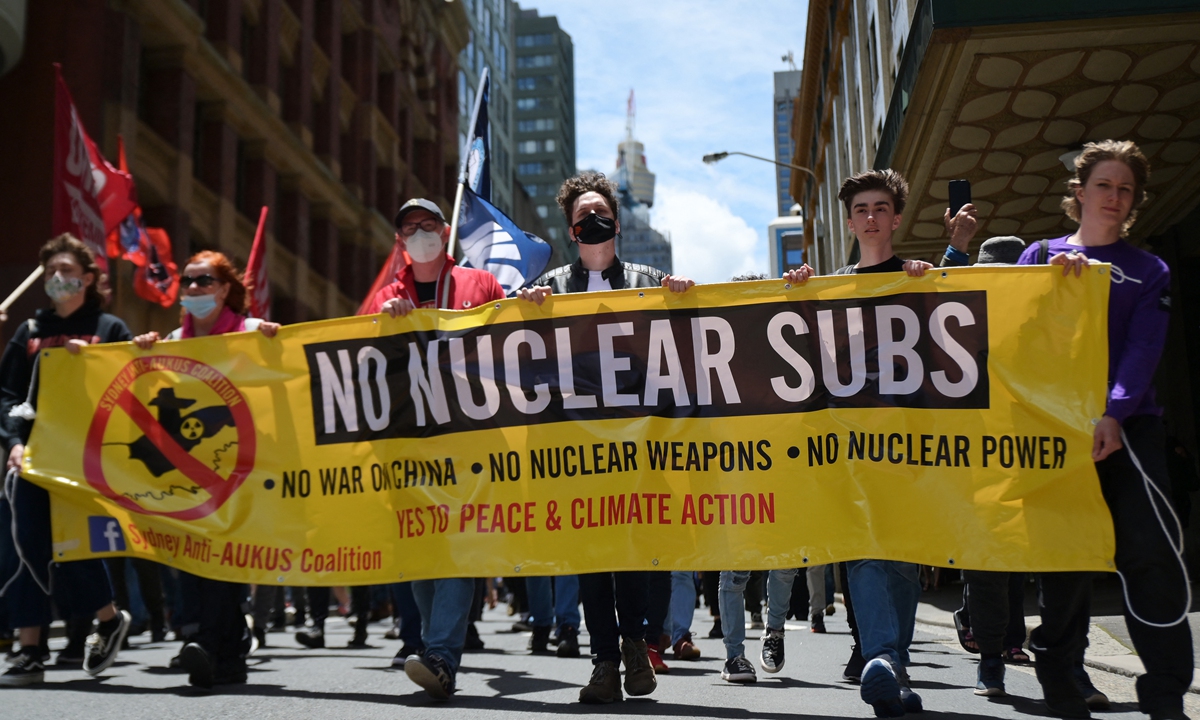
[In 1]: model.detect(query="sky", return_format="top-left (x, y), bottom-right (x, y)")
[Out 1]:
top-left (526, 1), bottom-right (808, 283)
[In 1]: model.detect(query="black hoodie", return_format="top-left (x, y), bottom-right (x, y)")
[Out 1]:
top-left (0, 303), bottom-right (131, 454)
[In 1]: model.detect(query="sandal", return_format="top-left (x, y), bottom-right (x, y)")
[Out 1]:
top-left (952, 608), bottom-right (979, 653)
top-left (1003, 647), bottom-right (1031, 664)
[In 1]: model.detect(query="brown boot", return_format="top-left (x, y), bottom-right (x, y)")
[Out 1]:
top-left (620, 637), bottom-right (657, 696)
top-left (579, 660), bottom-right (622, 704)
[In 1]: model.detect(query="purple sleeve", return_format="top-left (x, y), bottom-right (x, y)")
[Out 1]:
top-left (1016, 243), bottom-right (1040, 265)
top-left (1106, 264), bottom-right (1171, 423)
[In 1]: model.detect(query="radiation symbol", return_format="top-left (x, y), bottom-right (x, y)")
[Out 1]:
top-left (180, 417), bottom-right (206, 440)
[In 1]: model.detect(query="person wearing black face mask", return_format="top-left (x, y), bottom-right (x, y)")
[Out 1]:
top-left (518, 171), bottom-right (693, 301)
top-left (517, 172), bottom-right (693, 705)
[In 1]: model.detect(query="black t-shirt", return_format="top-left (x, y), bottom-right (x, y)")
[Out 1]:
top-left (834, 255), bottom-right (905, 275)
top-left (414, 281), bottom-right (437, 306)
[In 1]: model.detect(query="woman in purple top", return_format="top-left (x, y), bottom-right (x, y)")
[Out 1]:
top-left (1017, 140), bottom-right (1192, 720)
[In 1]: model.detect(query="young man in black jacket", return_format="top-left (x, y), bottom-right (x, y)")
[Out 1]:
top-left (518, 171), bottom-right (693, 703)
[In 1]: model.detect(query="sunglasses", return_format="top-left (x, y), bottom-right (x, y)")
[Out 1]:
top-left (179, 274), bottom-right (219, 288)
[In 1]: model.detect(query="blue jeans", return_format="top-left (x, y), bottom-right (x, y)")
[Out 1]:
top-left (411, 578), bottom-right (474, 674)
top-left (846, 560), bottom-right (920, 666)
top-left (526, 575), bottom-right (580, 630)
top-left (668, 572), bottom-right (696, 645)
top-left (719, 569), bottom-right (799, 658)
top-left (390, 582), bottom-right (424, 650)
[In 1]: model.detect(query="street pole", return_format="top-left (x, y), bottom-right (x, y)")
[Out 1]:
top-left (702, 150), bottom-right (819, 183)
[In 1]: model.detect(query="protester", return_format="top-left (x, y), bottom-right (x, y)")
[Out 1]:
top-left (518, 170), bottom-right (694, 704)
top-left (667, 572), bottom-right (701, 661)
top-left (364, 196), bottom-right (506, 700)
top-left (0, 234), bottom-right (134, 686)
top-left (131, 250), bottom-right (279, 688)
top-left (784, 169), bottom-right (930, 717)
top-left (918, 234), bottom-right (1040, 699)
top-left (295, 586), bottom-right (371, 650)
top-left (525, 575), bottom-right (581, 658)
top-left (1016, 140), bottom-right (1193, 720)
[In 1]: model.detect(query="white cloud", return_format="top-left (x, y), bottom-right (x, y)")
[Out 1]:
top-left (653, 185), bottom-right (766, 283)
top-left (525, 1), bottom-right (806, 277)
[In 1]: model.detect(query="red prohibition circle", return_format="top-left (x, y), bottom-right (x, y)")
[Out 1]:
top-left (83, 356), bottom-right (256, 521)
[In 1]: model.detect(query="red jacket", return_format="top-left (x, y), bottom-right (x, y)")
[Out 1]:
top-left (365, 254), bottom-right (505, 313)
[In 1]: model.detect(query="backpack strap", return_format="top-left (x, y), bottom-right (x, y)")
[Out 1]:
top-left (1038, 239), bottom-right (1050, 264)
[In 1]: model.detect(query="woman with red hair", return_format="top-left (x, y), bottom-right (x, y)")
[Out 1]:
top-left (134, 251), bottom-right (278, 688)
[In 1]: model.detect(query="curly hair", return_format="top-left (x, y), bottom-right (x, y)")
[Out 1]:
top-left (1062, 140), bottom-right (1150, 237)
top-left (186, 250), bottom-right (248, 314)
top-left (555, 171), bottom-right (620, 228)
top-left (39, 233), bottom-right (106, 308)
top-left (838, 169), bottom-right (909, 216)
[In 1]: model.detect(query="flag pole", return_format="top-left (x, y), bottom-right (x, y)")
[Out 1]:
top-left (0, 266), bottom-right (45, 313)
top-left (448, 67), bottom-right (489, 260)
top-left (447, 180), bottom-right (466, 258)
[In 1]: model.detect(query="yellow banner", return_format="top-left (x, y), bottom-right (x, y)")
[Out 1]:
top-left (26, 266), bottom-right (1114, 585)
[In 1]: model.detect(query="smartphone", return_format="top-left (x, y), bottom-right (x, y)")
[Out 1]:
top-left (948, 179), bottom-right (971, 216)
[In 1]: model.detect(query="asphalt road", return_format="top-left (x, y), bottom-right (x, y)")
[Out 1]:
top-left (7, 603), bottom-right (1198, 720)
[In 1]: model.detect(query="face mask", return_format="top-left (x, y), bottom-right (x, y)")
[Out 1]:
top-left (180, 294), bottom-right (220, 319)
top-left (405, 229), bottom-right (445, 263)
top-left (44, 274), bottom-right (84, 303)
top-left (572, 213), bottom-right (617, 245)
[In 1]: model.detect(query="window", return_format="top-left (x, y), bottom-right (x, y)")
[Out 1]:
top-left (516, 54), bottom-right (553, 68)
top-left (525, 184), bottom-right (537, 196)
top-left (868, 17), bottom-right (880, 94)
top-left (500, 45), bottom-right (507, 76)
top-left (544, 138), bottom-right (555, 152)
top-left (517, 118), bottom-right (555, 132)
top-left (517, 77), bottom-right (537, 91)
top-left (458, 71), bottom-right (469, 117)
top-left (465, 30), bottom-right (474, 72)
top-left (517, 97), bottom-right (541, 110)
top-left (517, 33), bottom-right (554, 47)
top-left (536, 205), bottom-right (549, 218)
top-left (548, 227), bottom-right (558, 240)
top-left (517, 140), bottom-right (539, 154)
top-left (518, 162), bottom-right (553, 175)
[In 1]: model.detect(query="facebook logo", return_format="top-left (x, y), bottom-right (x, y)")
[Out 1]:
top-left (87, 517), bottom-right (126, 553)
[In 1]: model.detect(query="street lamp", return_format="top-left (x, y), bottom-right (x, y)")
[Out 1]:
top-left (702, 150), bottom-right (819, 182)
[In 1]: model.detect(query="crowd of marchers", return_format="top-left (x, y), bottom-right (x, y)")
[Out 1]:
top-left (0, 139), bottom-right (1193, 720)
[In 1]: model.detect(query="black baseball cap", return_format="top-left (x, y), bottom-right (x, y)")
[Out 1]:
top-left (394, 198), bottom-right (446, 228)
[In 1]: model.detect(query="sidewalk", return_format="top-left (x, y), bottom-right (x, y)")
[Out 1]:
top-left (913, 575), bottom-right (1200, 693)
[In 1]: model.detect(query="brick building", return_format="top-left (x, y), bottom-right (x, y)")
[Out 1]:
top-left (0, 0), bottom-right (468, 338)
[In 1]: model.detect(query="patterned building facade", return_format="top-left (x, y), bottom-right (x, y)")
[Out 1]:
top-left (0, 0), bottom-right (468, 339)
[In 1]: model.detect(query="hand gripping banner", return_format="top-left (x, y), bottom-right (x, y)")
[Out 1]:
top-left (24, 266), bottom-right (1114, 585)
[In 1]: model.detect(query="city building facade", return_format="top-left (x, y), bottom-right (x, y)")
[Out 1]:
top-left (0, 0), bottom-right (467, 341)
top-left (773, 68), bottom-right (801, 217)
top-left (457, 0), bottom-right (514, 216)
top-left (616, 199), bottom-right (672, 275)
top-left (513, 6), bottom-right (575, 264)
top-left (611, 91), bottom-right (670, 272)
top-left (789, 0), bottom-right (1200, 547)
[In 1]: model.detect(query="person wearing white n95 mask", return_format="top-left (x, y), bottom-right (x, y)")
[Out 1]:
top-left (364, 197), bottom-right (506, 322)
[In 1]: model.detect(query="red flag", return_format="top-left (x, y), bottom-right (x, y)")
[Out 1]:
top-left (357, 242), bottom-right (405, 315)
top-left (106, 136), bottom-right (148, 264)
top-left (53, 65), bottom-right (136, 268)
top-left (245, 206), bottom-right (271, 319)
top-left (132, 227), bottom-right (179, 308)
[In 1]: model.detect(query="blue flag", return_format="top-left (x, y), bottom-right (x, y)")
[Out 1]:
top-left (458, 186), bottom-right (552, 295)
top-left (461, 68), bottom-right (491, 201)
